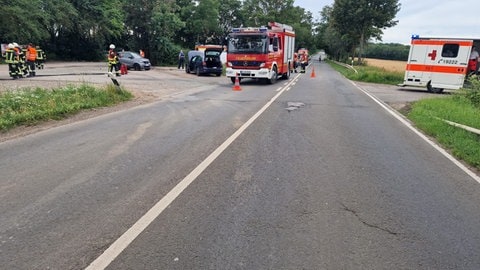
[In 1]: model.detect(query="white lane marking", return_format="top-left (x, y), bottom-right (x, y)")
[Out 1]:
top-left (85, 73), bottom-right (301, 270)
top-left (350, 81), bottom-right (480, 184)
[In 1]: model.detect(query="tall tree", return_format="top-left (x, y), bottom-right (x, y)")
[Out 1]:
top-left (149, 0), bottom-right (185, 65)
top-left (185, 0), bottom-right (221, 45)
top-left (0, 0), bottom-right (48, 43)
top-left (218, 0), bottom-right (244, 45)
top-left (61, 0), bottom-right (124, 60)
top-left (41, 0), bottom-right (78, 52)
top-left (241, 0), bottom-right (295, 26)
top-left (331, 0), bottom-right (400, 63)
top-left (122, 0), bottom-right (184, 65)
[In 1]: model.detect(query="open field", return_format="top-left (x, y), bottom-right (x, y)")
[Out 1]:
top-left (364, 58), bottom-right (407, 73)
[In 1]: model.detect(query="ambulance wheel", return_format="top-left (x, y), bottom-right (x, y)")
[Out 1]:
top-left (427, 82), bottom-right (444, 94)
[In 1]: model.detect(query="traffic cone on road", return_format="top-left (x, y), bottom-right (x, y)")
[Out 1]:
top-left (120, 64), bottom-right (128, 75)
top-left (232, 73), bottom-right (242, 91)
top-left (310, 66), bottom-right (316, 78)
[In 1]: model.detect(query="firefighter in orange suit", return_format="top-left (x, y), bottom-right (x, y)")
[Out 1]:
top-left (26, 43), bottom-right (37, 77)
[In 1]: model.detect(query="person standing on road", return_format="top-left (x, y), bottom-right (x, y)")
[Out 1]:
top-left (107, 44), bottom-right (121, 77)
top-left (4, 43), bottom-right (20, 79)
top-left (178, 50), bottom-right (185, 69)
top-left (35, 45), bottom-right (46, 69)
top-left (26, 43), bottom-right (37, 77)
top-left (13, 43), bottom-right (28, 77)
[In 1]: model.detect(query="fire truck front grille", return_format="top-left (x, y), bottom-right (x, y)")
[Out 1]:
top-left (231, 61), bottom-right (262, 68)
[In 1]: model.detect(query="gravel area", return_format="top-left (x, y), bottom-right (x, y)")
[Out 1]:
top-left (0, 62), bottom-right (224, 142)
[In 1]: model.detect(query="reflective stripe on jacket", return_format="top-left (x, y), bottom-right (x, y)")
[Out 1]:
top-left (108, 50), bottom-right (118, 64)
top-left (4, 49), bottom-right (17, 63)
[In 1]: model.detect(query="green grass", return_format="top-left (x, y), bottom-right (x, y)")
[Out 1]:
top-left (407, 94), bottom-right (480, 169)
top-left (328, 60), bottom-right (404, 85)
top-left (0, 84), bottom-right (133, 132)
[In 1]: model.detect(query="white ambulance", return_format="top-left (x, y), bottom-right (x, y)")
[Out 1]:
top-left (401, 35), bottom-right (479, 93)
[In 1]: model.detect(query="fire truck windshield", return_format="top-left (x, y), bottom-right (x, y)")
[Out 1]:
top-left (228, 35), bottom-right (268, 54)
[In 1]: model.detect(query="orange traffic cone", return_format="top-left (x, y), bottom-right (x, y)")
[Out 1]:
top-left (120, 64), bottom-right (126, 75)
top-left (310, 66), bottom-right (316, 78)
top-left (232, 73), bottom-right (242, 91)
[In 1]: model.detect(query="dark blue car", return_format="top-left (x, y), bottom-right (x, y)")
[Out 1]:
top-left (185, 47), bottom-right (223, 76)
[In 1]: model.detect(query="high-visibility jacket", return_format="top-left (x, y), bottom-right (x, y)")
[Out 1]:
top-left (36, 48), bottom-right (45, 60)
top-left (108, 49), bottom-right (118, 64)
top-left (14, 47), bottom-right (25, 62)
top-left (27, 47), bottom-right (37, 61)
top-left (4, 48), bottom-right (18, 64)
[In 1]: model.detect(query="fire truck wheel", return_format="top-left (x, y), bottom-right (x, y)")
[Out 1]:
top-left (268, 66), bottom-right (278, 84)
top-left (427, 81), bottom-right (444, 94)
top-left (282, 67), bottom-right (290, 80)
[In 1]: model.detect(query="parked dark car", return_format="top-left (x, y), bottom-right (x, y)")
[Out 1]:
top-left (118, 51), bottom-right (151, 71)
top-left (186, 47), bottom-right (223, 76)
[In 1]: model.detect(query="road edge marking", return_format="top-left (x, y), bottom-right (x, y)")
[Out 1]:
top-left (350, 80), bottom-right (480, 184)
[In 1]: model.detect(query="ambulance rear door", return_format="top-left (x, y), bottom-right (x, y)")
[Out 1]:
top-left (403, 38), bottom-right (433, 88)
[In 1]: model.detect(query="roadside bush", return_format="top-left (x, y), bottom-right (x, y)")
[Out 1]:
top-left (464, 77), bottom-right (480, 108)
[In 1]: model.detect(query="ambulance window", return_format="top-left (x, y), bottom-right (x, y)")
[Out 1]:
top-left (442, 44), bottom-right (459, 58)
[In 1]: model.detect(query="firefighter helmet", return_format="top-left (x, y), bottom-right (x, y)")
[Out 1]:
top-left (109, 44), bottom-right (115, 49)
top-left (8, 43), bottom-right (14, 49)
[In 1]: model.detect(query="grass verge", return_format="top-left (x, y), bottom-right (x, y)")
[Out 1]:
top-left (407, 90), bottom-right (480, 170)
top-left (328, 60), bottom-right (404, 85)
top-left (0, 84), bottom-right (133, 132)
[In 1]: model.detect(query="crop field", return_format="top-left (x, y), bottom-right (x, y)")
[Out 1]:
top-left (364, 58), bottom-right (407, 73)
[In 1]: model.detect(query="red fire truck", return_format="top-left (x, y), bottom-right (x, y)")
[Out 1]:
top-left (226, 22), bottom-right (295, 84)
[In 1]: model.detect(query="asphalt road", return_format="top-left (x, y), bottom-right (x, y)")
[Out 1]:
top-left (1, 61), bottom-right (479, 269)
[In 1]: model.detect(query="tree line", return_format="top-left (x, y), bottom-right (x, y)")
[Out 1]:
top-left (0, 0), bottom-right (406, 65)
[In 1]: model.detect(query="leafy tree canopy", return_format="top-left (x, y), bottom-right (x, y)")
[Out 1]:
top-left (0, 0), bottom-right (402, 64)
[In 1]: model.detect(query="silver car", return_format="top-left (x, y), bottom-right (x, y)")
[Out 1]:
top-left (118, 51), bottom-right (151, 71)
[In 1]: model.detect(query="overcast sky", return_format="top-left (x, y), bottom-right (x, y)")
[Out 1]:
top-left (294, 0), bottom-right (480, 45)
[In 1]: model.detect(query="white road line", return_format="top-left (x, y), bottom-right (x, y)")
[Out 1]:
top-left (85, 73), bottom-right (301, 270)
top-left (351, 81), bottom-right (480, 184)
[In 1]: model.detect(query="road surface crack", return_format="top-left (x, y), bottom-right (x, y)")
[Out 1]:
top-left (340, 202), bottom-right (398, 236)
